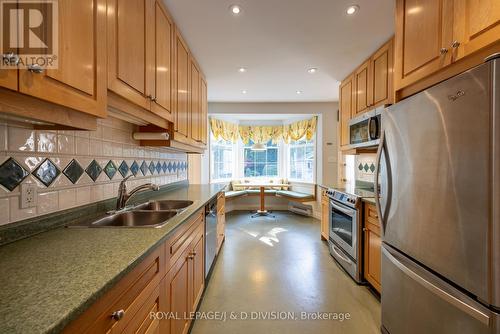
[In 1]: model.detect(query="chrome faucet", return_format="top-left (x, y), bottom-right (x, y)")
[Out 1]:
top-left (116, 176), bottom-right (160, 210)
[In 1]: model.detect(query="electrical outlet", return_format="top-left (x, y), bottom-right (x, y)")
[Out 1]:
top-left (20, 183), bottom-right (37, 209)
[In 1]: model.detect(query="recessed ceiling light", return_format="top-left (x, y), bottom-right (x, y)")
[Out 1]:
top-left (307, 68), bottom-right (318, 74)
top-left (229, 5), bottom-right (241, 15)
top-left (238, 67), bottom-right (247, 73)
top-left (242, 90), bottom-right (247, 94)
top-left (346, 5), bottom-right (359, 15)
top-left (296, 90), bottom-right (303, 95)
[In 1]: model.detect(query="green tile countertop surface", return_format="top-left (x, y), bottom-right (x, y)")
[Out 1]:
top-left (0, 183), bottom-right (226, 334)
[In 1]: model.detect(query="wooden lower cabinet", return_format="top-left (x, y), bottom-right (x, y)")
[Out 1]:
top-left (363, 203), bottom-right (381, 293)
top-left (320, 190), bottom-right (329, 241)
top-left (216, 193), bottom-right (226, 253)
top-left (64, 207), bottom-right (209, 334)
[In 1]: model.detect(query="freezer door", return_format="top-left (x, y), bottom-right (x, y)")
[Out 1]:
top-left (382, 244), bottom-right (498, 334)
top-left (378, 61), bottom-right (495, 303)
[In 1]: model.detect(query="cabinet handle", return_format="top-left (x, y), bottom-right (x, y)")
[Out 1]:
top-left (27, 64), bottom-right (44, 73)
top-left (111, 309), bottom-right (125, 321)
top-left (152, 97), bottom-right (157, 102)
top-left (2, 52), bottom-right (20, 66)
top-left (363, 228), bottom-right (367, 232)
top-left (451, 41), bottom-right (460, 49)
top-left (187, 255), bottom-right (195, 260)
top-left (440, 48), bottom-right (448, 55)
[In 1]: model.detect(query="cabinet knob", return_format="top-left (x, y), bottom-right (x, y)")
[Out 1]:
top-left (111, 309), bottom-right (125, 321)
top-left (440, 48), bottom-right (448, 55)
top-left (187, 254), bottom-right (195, 260)
top-left (152, 97), bottom-right (157, 102)
top-left (2, 52), bottom-right (20, 66)
top-left (27, 64), bottom-right (44, 73)
top-left (363, 228), bottom-right (367, 232)
top-left (451, 41), bottom-right (460, 48)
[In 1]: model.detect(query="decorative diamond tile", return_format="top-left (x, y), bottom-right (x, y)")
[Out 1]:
top-left (33, 158), bottom-right (61, 187)
top-left (149, 161), bottom-right (155, 175)
top-left (85, 160), bottom-right (102, 182)
top-left (130, 161), bottom-right (139, 176)
top-left (167, 162), bottom-right (173, 173)
top-left (173, 162), bottom-right (178, 172)
top-left (162, 162), bottom-right (167, 173)
top-left (63, 159), bottom-right (84, 184)
top-left (155, 162), bottom-right (162, 174)
top-left (104, 160), bottom-right (117, 180)
top-left (364, 164), bottom-right (369, 172)
top-left (140, 161), bottom-right (148, 176)
top-left (358, 163), bottom-right (364, 171)
top-left (118, 161), bottom-right (129, 177)
top-left (183, 162), bottom-right (188, 170)
top-left (0, 158), bottom-right (29, 191)
top-left (370, 163), bottom-right (376, 173)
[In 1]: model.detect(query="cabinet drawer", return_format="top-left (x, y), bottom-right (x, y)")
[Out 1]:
top-left (63, 245), bottom-right (164, 334)
top-left (365, 203), bottom-right (380, 227)
top-left (166, 210), bottom-right (204, 268)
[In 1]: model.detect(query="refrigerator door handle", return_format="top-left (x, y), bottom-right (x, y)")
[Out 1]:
top-left (374, 131), bottom-right (392, 233)
top-left (382, 246), bottom-right (491, 326)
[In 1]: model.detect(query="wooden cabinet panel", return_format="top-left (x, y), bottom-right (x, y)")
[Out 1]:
top-left (339, 74), bottom-right (354, 147)
top-left (18, 0), bottom-right (106, 118)
top-left (190, 60), bottom-right (201, 142)
top-left (453, 0), bottom-right (500, 60)
top-left (108, 0), bottom-right (153, 110)
top-left (151, 1), bottom-right (174, 122)
top-left (354, 60), bottom-right (370, 114)
top-left (174, 30), bottom-right (190, 141)
top-left (168, 250), bottom-right (191, 334)
top-left (370, 38), bottom-right (394, 107)
top-left (122, 285), bottom-right (161, 334)
top-left (200, 78), bottom-right (208, 145)
top-left (363, 203), bottom-right (381, 293)
top-left (190, 231), bottom-right (205, 311)
top-left (394, 0), bottom-right (453, 90)
top-left (321, 191), bottom-right (329, 241)
top-left (0, 70), bottom-right (18, 91)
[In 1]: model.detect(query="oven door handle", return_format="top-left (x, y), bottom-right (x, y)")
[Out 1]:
top-left (330, 201), bottom-right (356, 216)
top-left (331, 244), bottom-right (353, 265)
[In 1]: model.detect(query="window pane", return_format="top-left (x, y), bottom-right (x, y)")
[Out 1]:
top-left (288, 136), bottom-right (314, 182)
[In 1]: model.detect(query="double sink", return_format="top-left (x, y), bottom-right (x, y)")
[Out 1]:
top-left (71, 200), bottom-right (194, 228)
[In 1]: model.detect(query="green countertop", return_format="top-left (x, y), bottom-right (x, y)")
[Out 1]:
top-left (0, 184), bottom-right (225, 334)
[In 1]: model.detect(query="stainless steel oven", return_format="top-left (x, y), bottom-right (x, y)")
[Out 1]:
top-left (326, 189), bottom-right (363, 283)
top-left (348, 106), bottom-right (384, 149)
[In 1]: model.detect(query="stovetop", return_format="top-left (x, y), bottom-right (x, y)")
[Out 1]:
top-left (325, 183), bottom-right (375, 208)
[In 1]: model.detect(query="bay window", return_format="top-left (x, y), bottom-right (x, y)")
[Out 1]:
top-left (243, 140), bottom-right (279, 177)
top-left (287, 137), bottom-right (315, 182)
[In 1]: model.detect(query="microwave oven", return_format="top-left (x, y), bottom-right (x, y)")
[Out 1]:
top-left (347, 107), bottom-right (384, 149)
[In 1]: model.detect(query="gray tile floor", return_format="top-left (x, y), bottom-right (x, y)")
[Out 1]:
top-left (191, 211), bottom-right (381, 334)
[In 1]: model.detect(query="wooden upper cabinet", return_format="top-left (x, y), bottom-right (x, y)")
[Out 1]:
top-left (394, 0), bottom-right (453, 90)
top-left (200, 78), bottom-right (208, 145)
top-left (16, 0), bottom-right (107, 118)
top-left (0, 68), bottom-right (18, 91)
top-left (354, 60), bottom-right (370, 115)
top-left (190, 60), bottom-right (201, 142)
top-left (369, 38), bottom-right (394, 108)
top-left (453, 0), bottom-right (500, 60)
top-left (174, 30), bottom-right (190, 142)
top-left (107, 0), bottom-right (153, 110)
top-left (151, 0), bottom-right (174, 122)
top-left (339, 74), bottom-right (354, 147)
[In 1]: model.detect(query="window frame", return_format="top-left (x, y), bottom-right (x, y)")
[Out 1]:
top-left (286, 135), bottom-right (317, 183)
top-left (209, 133), bottom-right (236, 183)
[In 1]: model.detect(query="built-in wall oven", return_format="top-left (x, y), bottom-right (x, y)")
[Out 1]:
top-left (326, 189), bottom-right (363, 283)
top-left (348, 106), bottom-right (384, 149)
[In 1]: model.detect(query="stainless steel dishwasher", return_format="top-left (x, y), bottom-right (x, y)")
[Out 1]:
top-left (205, 198), bottom-right (217, 278)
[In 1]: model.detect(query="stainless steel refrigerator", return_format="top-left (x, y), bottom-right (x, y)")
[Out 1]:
top-left (375, 55), bottom-right (500, 334)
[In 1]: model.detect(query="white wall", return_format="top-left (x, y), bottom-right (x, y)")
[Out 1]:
top-left (206, 102), bottom-right (339, 186)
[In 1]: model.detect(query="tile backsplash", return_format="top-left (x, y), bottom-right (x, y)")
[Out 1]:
top-left (0, 117), bottom-right (188, 226)
top-left (344, 153), bottom-right (377, 185)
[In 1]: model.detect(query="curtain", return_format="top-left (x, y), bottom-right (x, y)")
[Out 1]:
top-left (209, 116), bottom-right (318, 144)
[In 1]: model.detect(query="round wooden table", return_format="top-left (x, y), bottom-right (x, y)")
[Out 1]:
top-left (232, 183), bottom-right (288, 218)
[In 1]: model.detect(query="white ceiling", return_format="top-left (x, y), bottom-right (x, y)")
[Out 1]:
top-left (164, 0), bottom-right (394, 103)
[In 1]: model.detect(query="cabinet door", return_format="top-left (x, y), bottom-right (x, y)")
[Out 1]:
top-left (122, 285), bottom-right (161, 334)
top-left (174, 30), bottom-right (190, 142)
top-left (18, 0), bottom-right (107, 117)
top-left (364, 228), bottom-right (382, 293)
top-left (190, 231), bottom-right (205, 311)
top-left (370, 38), bottom-right (394, 108)
top-left (453, 0), bottom-right (500, 60)
top-left (200, 77), bottom-right (208, 145)
top-left (339, 74), bottom-right (354, 147)
top-left (394, 0), bottom-right (453, 90)
top-left (168, 251), bottom-right (191, 334)
top-left (151, 0), bottom-right (174, 122)
top-left (321, 193), bottom-right (329, 240)
top-left (190, 60), bottom-right (201, 142)
top-left (0, 64), bottom-right (17, 90)
top-left (108, 0), bottom-right (153, 110)
top-left (354, 60), bottom-right (370, 115)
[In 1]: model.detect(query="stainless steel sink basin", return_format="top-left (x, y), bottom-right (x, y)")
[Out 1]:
top-left (88, 211), bottom-right (178, 228)
top-left (134, 200), bottom-right (194, 211)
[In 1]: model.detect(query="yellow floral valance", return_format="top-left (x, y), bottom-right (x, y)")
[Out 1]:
top-left (210, 116), bottom-right (318, 144)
